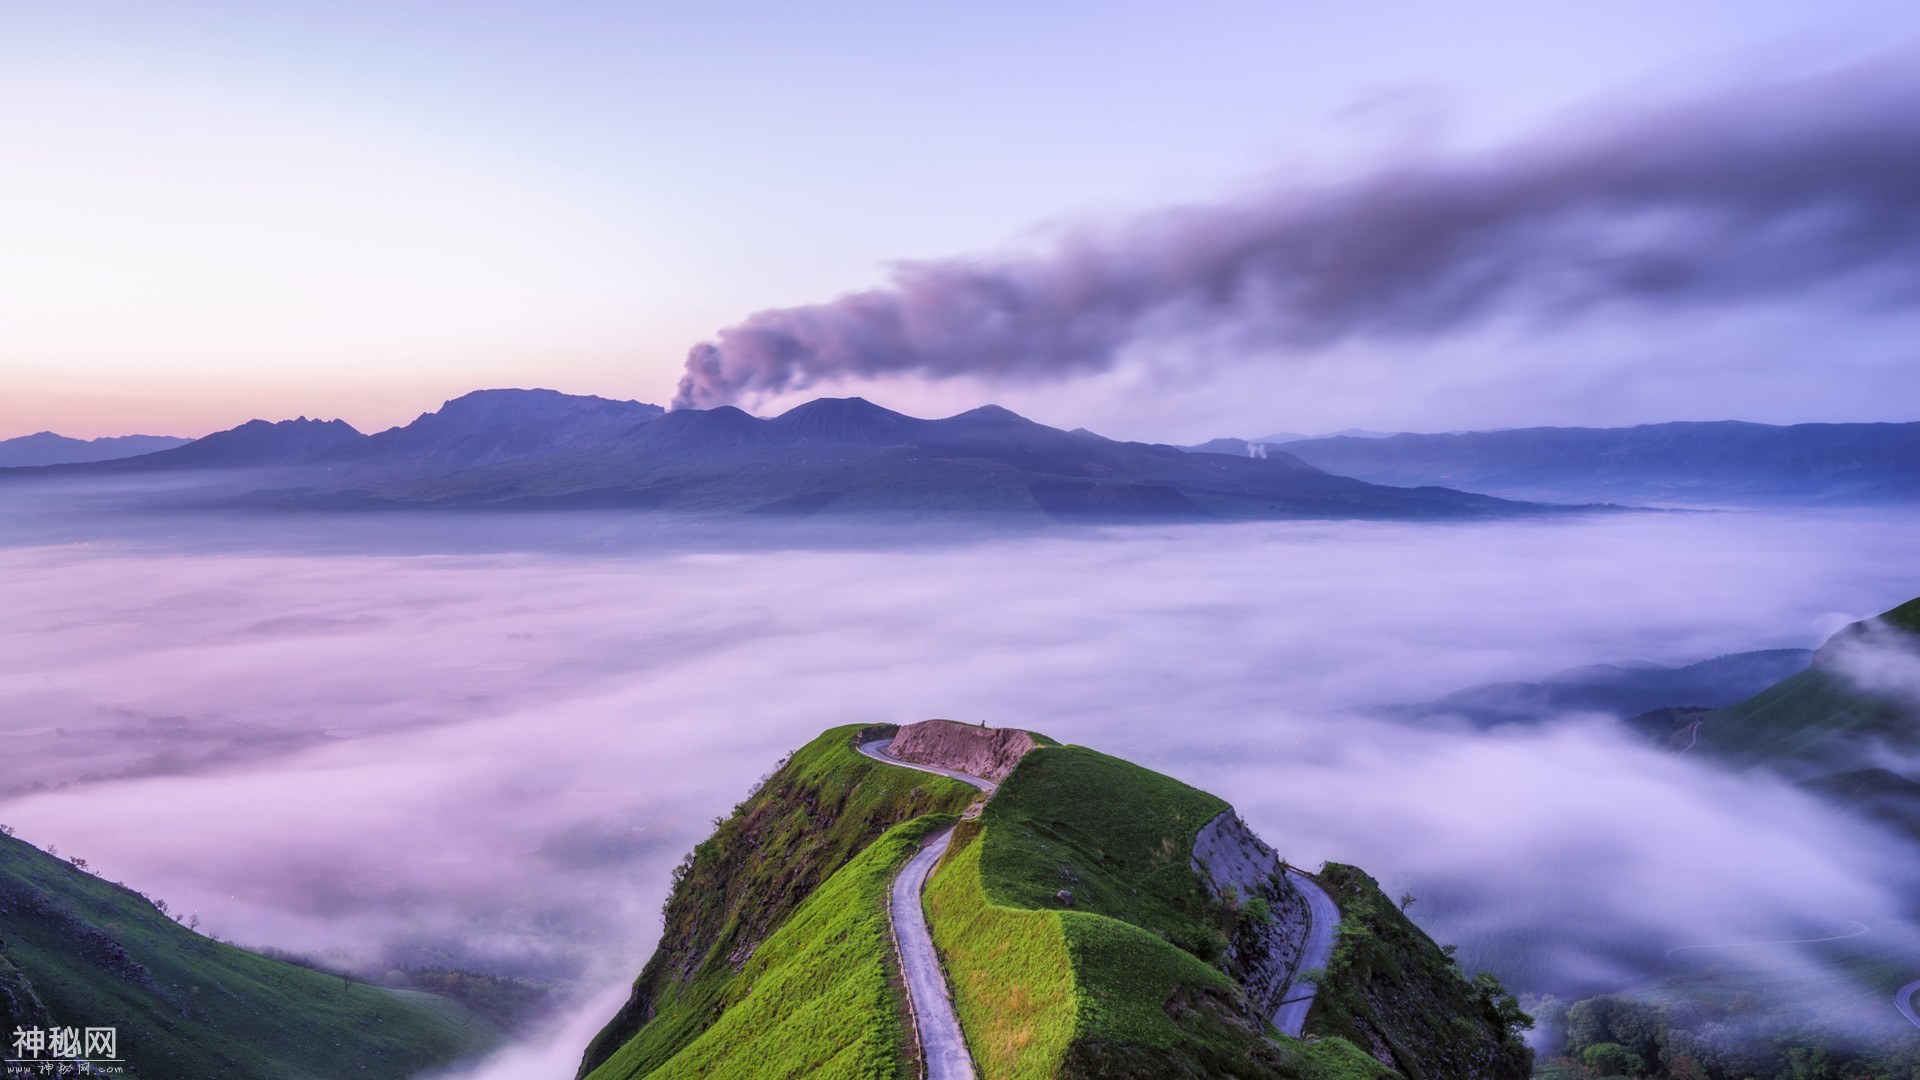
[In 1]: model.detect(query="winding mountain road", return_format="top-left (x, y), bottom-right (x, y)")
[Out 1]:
top-left (859, 734), bottom-right (1342, 1058)
top-left (1897, 979), bottom-right (1920, 1031)
top-left (1272, 868), bottom-right (1340, 1038)
top-left (1662, 920), bottom-right (1870, 958)
top-left (858, 737), bottom-right (998, 795)
top-left (858, 737), bottom-right (992, 1080)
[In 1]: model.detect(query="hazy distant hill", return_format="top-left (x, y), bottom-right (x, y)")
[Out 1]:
top-left (1185, 430), bottom-right (1393, 457)
top-left (1391, 648), bottom-right (1814, 727)
top-left (1264, 421), bottom-right (1920, 505)
top-left (2, 393), bottom-right (1550, 520)
top-left (9, 389), bottom-right (659, 477)
top-left (323, 388), bottom-right (663, 473)
top-left (63, 417), bottom-right (370, 471)
top-left (0, 432), bottom-right (189, 467)
top-left (305, 396), bottom-right (1538, 520)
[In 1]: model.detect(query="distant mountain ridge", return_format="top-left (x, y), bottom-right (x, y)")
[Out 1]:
top-left (125, 417), bottom-right (367, 469)
top-left (1263, 420), bottom-right (1920, 505)
top-left (324, 388), bottom-right (663, 473)
top-left (317, 396), bottom-right (1532, 519)
top-left (0, 432), bottom-right (190, 467)
top-left (1, 392), bottom-right (1539, 522)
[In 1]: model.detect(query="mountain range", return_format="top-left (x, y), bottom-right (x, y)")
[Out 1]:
top-left (17, 393), bottom-right (1917, 517)
top-left (1249, 421), bottom-right (1920, 505)
top-left (3, 390), bottom-right (1533, 521)
top-left (0, 432), bottom-right (189, 467)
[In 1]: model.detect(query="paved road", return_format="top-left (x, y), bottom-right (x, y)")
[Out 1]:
top-left (859, 736), bottom-right (989, 1078)
top-left (1897, 979), bottom-right (1920, 1031)
top-left (1680, 719), bottom-right (1704, 754)
top-left (893, 828), bottom-right (976, 1080)
top-left (1272, 868), bottom-right (1340, 1038)
top-left (858, 737), bottom-right (997, 793)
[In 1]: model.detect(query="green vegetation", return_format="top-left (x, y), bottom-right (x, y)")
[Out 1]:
top-left (389, 966), bottom-right (555, 1031)
top-left (601, 815), bottom-right (955, 1080)
top-left (934, 744), bottom-right (1393, 1079)
top-left (924, 823), bottom-right (1076, 1079)
top-left (578, 724), bottom-right (980, 1078)
top-left (0, 829), bottom-right (499, 1080)
top-left (1697, 597), bottom-right (1920, 774)
top-left (1542, 993), bottom-right (1920, 1079)
top-left (583, 727), bottom-right (1546, 1080)
top-left (978, 744), bottom-right (1230, 957)
top-left (1310, 863), bottom-right (1533, 1080)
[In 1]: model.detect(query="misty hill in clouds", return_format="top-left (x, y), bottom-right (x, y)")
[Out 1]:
top-left (1544, 597), bottom-right (1920, 1078)
top-left (1389, 647), bottom-right (1815, 728)
top-left (1259, 421), bottom-right (1920, 505)
top-left (0, 431), bottom-right (190, 467)
top-left (1678, 596), bottom-right (1920, 841)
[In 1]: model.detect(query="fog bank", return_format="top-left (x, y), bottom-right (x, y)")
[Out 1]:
top-left (2, 506), bottom-right (1916, 1071)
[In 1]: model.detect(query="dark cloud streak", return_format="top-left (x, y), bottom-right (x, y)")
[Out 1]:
top-left (674, 56), bottom-right (1920, 409)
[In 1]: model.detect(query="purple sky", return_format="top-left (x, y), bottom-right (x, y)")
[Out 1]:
top-left (4, 2), bottom-right (1917, 440)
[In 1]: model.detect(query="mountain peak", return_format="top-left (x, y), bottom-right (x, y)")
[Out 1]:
top-left (947, 404), bottom-right (1029, 424)
top-left (772, 396), bottom-right (920, 444)
top-left (399, 388), bottom-right (660, 433)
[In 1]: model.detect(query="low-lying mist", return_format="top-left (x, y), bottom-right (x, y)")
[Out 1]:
top-left (2, 499), bottom-right (1916, 1074)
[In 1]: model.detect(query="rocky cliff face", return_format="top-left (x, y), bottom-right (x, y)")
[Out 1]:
top-left (886, 718), bottom-right (1039, 782)
top-left (1190, 811), bottom-right (1311, 1017)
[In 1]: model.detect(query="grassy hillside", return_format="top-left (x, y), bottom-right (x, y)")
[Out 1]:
top-left (1698, 597), bottom-right (1919, 769)
top-left (582, 729), bottom-right (1533, 1080)
top-left (1310, 864), bottom-right (1533, 1080)
top-left (1691, 596), bottom-right (1920, 841)
top-left (0, 829), bottom-right (499, 1080)
top-left (929, 744), bottom-right (1423, 1079)
top-left (577, 724), bottom-right (981, 1078)
top-left (593, 815), bottom-right (957, 1080)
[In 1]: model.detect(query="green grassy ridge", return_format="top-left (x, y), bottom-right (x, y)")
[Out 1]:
top-left (924, 822), bottom-right (1077, 1080)
top-left (1310, 864), bottom-right (1533, 1080)
top-left (1699, 595), bottom-right (1920, 767)
top-left (592, 814), bottom-right (957, 1080)
top-left (0, 830), bottom-right (499, 1080)
top-left (1879, 596), bottom-right (1920, 635)
top-left (937, 743), bottom-right (1389, 1079)
top-left (577, 724), bottom-right (981, 1078)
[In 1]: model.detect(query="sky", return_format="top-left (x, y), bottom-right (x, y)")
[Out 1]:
top-left (3, 1), bottom-right (1917, 441)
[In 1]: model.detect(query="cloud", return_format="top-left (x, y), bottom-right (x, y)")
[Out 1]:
top-left (2, 504), bottom-right (1919, 1071)
top-left (674, 53), bottom-right (1920, 410)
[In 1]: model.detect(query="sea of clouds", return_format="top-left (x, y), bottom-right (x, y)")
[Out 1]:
top-left (2, 502), bottom-right (1916, 1074)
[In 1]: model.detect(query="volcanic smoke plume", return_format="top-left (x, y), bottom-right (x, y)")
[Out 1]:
top-left (673, 55), bottom-right (1920, 409)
